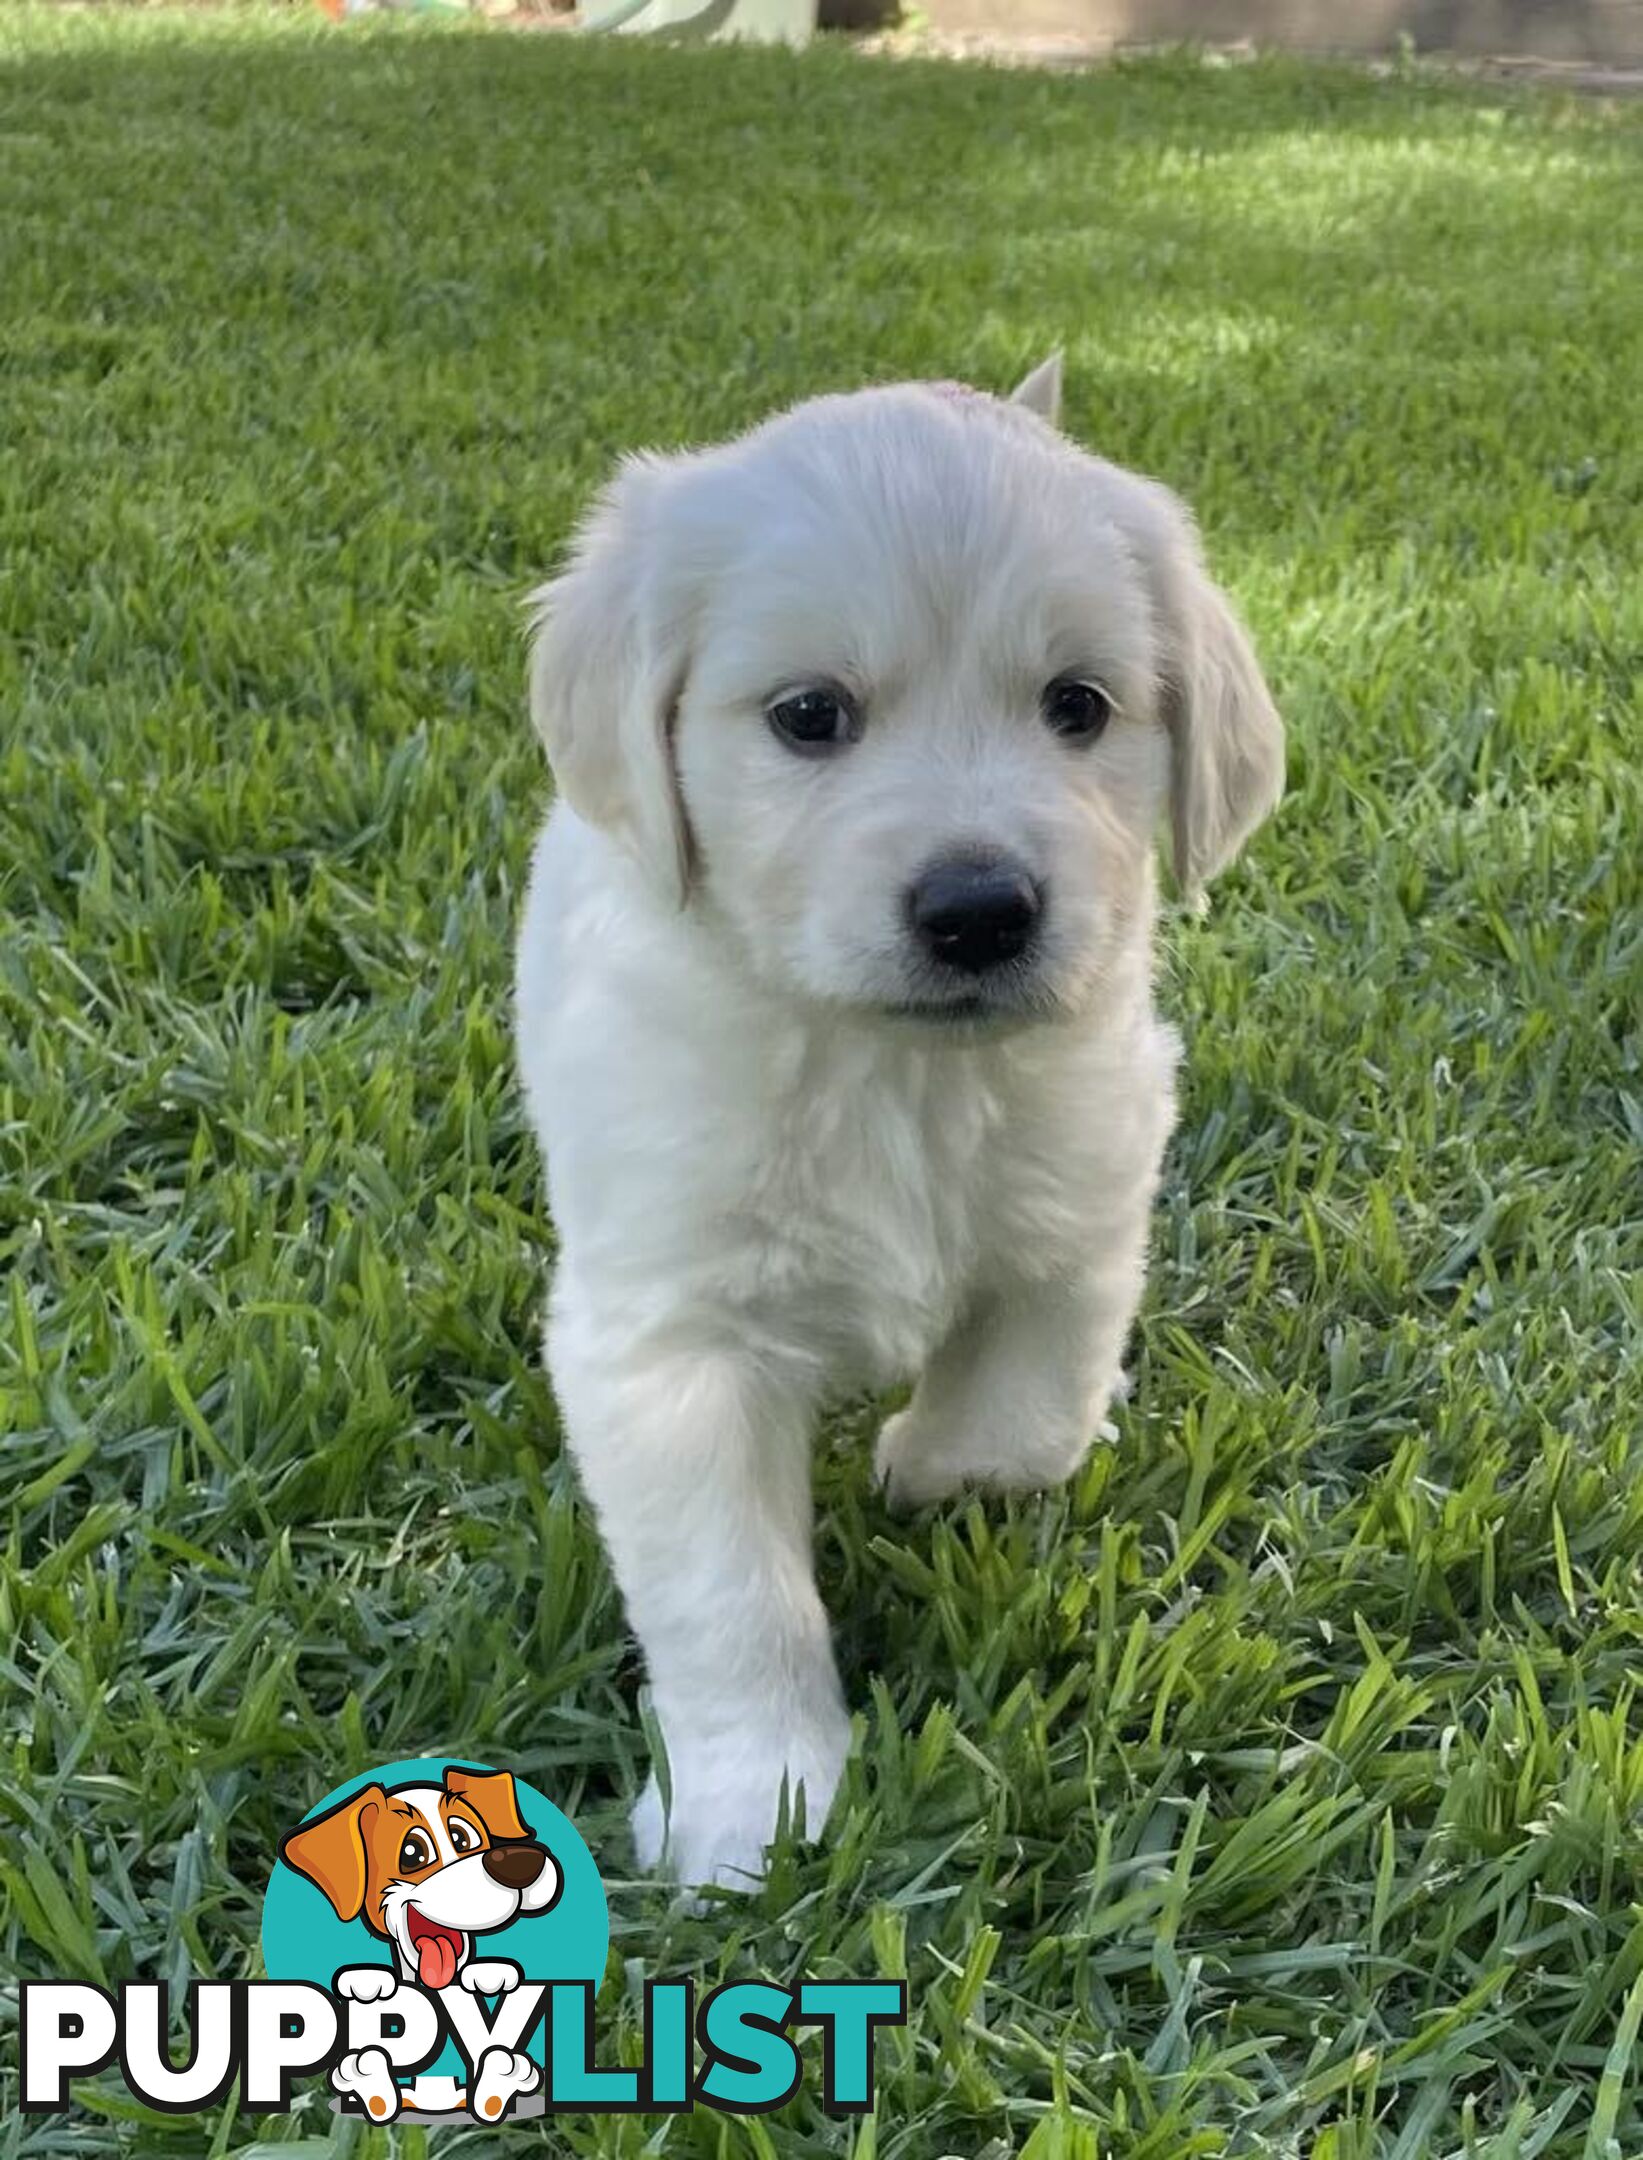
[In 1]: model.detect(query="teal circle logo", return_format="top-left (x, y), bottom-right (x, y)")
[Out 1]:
top-left (262, 1758), bottom-right (606, 2122)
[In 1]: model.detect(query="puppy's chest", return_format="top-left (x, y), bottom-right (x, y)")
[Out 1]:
top-left (724, 1043), bottom-right (1040, 1381)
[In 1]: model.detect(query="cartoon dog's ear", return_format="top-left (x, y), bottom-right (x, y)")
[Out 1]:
top-left (527, 454), bottom-right (696, 909)
top-left (444, 1766), bottom-right (531, 1844)
top-left (1116, 472), bottom-right (1284, 895)
top-left (280, 1784), bottom-right (386, 1924)
top-left (1010, 351), bottom-right (1063, 427)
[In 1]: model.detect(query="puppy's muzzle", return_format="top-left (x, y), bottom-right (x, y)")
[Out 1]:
top-left (482, 1842), bottom-right (552, 1889)
top-left (908, 852), bottom-right (1042, 976)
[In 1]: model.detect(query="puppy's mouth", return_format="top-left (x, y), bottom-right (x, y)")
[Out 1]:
top-left (882, 973), bottom-right (1065, 1030)
top-left (405, 1906), bottom-right (465, 1989)
top-left (886, 995), bottom-right (992, 1024)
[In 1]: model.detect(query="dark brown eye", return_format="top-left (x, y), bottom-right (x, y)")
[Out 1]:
top-left (399, 1830), bottom-right (434, 1872)
top-left (448, 1818), bottom-right (477, 1854)
top-left (767, 686), bottom-right (861, 757)
top-left (1042, 678), bottom-right (1113, 742)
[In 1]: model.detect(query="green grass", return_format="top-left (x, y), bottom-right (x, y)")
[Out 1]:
top-left (2, 8), bottom-right (1641, 2155)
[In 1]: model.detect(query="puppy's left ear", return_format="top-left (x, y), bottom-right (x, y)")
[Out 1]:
top-left (444, 1766), bottom-right (531, 1844)
top-left (527, 455), bottom-right (694, 907)
top-left (1124, 477), bottom-right (1284, 894)
top-left (1010, 351), bottom-right (1063, 427)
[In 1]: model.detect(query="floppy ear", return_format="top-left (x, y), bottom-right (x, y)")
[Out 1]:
top-left (1126, 478), bottom-right (1284, 894)
top-left (1010, 351), bottom-right (1063, 427)
top-left (279, 1784), bottom-right (385, 1923)
top-left (527, 456), bottom-right (695, 907)
top-left (444, 1766), bottom-right (531, 1844)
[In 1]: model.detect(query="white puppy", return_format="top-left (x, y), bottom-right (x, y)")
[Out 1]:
top-left (515, 358), bottom-right (1283, 1890)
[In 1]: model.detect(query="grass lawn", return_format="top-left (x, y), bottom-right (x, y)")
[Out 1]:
top-left (3, 8), bottom-right (1642, 2154)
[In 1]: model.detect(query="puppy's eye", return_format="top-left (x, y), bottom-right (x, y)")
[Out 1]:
top-left (766, 686), bottom-right (861, 757)
top-left (399, 1831), bottom-right (434, 1872)
top-left (448, 1820), bottom-right (477, 1854)
top-left (1041, 678), bottom-right (1113, 742)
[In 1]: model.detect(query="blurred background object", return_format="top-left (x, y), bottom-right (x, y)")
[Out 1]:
top-left (578, 0), bottom-right (815, 37)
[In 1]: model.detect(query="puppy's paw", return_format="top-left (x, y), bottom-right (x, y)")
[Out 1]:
top-left (642, 1786), bottom-right (809, 1895)
top-left (470, 2047), bottom-right (539, 2121)
top-left (875, 1404), bottom-right (1095, 1510)
top-left (334, 1964), bottom-right (398, 2004)
top-left (460, 1959), bottom-right (521, 1997)
top-left (633, 1713), bottom-right (850, 1892)
top-left (873, 1405), bottom-right (957, 1509)
top-left (334, 2046), bottom-right (400, 2122)
top-left (631, 1771), bottom-right (668, 1873)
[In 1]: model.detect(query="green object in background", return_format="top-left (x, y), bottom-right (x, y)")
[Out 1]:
top-left (580, 0), bottom-right (814, 42)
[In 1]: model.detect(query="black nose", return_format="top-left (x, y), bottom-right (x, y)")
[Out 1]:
top-left (482, 1843), bottom-right (548, 1889)
top-left (908, 855), bottom-right (1041, 975)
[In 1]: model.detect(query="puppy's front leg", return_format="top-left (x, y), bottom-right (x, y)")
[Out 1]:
top-left (877, 1266), bottom-right (1137, 1510)
top-left (550, 1314), bottom-right (849, 1890)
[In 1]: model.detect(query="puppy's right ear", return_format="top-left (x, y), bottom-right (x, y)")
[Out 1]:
top-left (279, 1784), bottom-right (386, 1924)
top-left (527, 457), bottom-right (694, 907)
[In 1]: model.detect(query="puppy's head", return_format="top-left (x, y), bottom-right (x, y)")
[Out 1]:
top-left (280, 1767), bottom-right (561, 1988)
top-left (528, 361), bottom-right (1282, 1026)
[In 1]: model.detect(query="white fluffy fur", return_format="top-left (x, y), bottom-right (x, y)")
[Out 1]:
top-left (515, 365), bottom-right (1283, 1889)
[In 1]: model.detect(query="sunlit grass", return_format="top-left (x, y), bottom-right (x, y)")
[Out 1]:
top-left (1, 10), bottom-right (1640, 2155)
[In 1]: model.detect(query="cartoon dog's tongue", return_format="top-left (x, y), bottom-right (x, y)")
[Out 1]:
top-left (407, 1910), bottom-right (462, 1990)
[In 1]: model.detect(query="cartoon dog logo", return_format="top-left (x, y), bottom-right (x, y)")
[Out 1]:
top-left (280, 1764), bottom-right (561, 2121)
